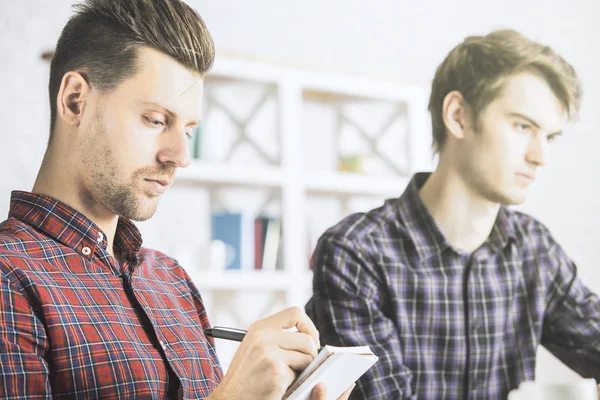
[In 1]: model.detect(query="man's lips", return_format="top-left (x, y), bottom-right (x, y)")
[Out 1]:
top-left (516, 172), bottom-right (536, 182)
top-left (144, 178), bottom-right (173, 194)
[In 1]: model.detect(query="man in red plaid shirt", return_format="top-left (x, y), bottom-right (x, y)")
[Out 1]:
top-left (0, 1), bottom-right (354, 399)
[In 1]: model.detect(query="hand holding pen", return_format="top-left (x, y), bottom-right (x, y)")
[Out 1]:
top-left (205, 306), bottom-right (354, 400)
top-left (205, 326), bottom-right (326, 353)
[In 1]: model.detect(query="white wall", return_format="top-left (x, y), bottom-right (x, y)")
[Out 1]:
top-left (2, 0), bottom-right (600, 383)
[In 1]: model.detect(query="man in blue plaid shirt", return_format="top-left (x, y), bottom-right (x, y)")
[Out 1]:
top-left (306, 29), bottom-right (600, 399)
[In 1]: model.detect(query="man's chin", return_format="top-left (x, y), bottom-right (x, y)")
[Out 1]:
top-left (118, 200), bottom-right (159, 222)
top-left (131, 203), bottom-right (160, 221)
top-left (127, 210), bottom-right (154, 222)
top-left (483, 186), bottom-right (527, 206)
top-left (498, 192), bottom-right (526, 206)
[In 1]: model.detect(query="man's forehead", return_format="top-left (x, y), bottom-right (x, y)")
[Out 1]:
top-left (124, 55), bottom-right (204, 123)
top-left (496, 73), bottom-right (567, 130)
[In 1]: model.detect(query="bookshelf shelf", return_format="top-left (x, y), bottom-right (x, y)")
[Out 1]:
top-left (176, 162), bottom-right (410, 197)
top-left (187, 270), bottom-right (314, 292)
top-left (176, 160), bottom-right (283, 188)
top-left (188, 270), bottom-right (298, 291)
top-left (304, 171), bottom-right (410, 197)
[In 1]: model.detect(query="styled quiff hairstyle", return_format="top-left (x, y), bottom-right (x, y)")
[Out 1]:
top-left (48, 0), bottom-right (215, 139)
top-left (428, 29), bottom-right (581, 153)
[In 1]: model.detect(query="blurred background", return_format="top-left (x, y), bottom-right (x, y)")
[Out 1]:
top-left (2, 0), bottom-right (599, 380)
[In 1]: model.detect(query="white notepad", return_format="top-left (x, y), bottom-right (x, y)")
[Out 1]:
top-left (283, 345), bottom-right (379, 400)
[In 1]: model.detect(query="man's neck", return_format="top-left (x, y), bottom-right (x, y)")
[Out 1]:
top-left (32, 151), bottom-right (119, 257)
top-left (419, 164), bottom-right (500, 254)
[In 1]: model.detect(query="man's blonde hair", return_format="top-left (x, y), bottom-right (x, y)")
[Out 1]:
top-left (428, 29), bottom-right (582, 153)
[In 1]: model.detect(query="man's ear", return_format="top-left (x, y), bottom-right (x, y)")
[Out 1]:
top-left (442, 90), bottom-right (469, 141)
top-left (56, 71), bottom-right (91, 127)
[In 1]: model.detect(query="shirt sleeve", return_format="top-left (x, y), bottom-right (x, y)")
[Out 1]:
top-left (0, 270), bottom-right (52, 398)
top-left (306, 234), bottom-right (417, 400)
top-left (541, 239), bottom-right (600, 379)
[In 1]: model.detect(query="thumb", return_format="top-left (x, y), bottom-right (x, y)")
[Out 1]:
top-left (311, 383), bottom-right (327, 400)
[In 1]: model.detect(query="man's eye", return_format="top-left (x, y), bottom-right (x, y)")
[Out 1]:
top-left (515, 123), bottom-right (531, 131)
top-left (145, 117), bottom-right (165, 128)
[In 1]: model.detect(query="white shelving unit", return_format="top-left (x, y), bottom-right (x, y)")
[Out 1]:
top-left (174, 56), bottom-right (432, 305)
top-left (167, 56), bottom-right (432, 370)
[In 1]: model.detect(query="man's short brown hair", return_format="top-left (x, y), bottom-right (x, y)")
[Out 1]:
top-left (428, 29), bottom-right (581, 153)
top-left (48, 0), bottom-right (215, 139)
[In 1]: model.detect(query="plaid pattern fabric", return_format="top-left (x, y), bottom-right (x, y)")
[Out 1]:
top-left (0, 191), bottom-right (222, 399)
top-left (306, 173), bottom-right (600, 400)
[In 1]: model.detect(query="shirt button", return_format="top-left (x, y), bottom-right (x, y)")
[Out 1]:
top-left (159, 340), bottom-right (167, 351)
top-left (97, 232), bottom-right (104, 243)
top-left (82, 246), bottom-right (91, 256)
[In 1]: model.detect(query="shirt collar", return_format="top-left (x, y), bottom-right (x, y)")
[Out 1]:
top-left (396, 173), bottom-right (520, 261)
top-left (9, 191), bottom-right (143, 260)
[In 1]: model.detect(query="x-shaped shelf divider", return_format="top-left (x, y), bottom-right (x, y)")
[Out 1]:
top-left (205, 86), bottom-right (280, 166)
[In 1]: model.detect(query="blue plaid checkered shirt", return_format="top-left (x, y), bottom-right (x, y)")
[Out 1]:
top-left (306, 173), bottom-right (600, 399)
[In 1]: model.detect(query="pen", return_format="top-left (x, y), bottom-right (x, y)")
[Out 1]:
top-left (205, 326), bottom-right (325, 352)
top-left (205, 326), bottom-right (246, 342)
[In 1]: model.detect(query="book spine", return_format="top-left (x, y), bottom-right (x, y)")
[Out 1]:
top-left (262, 218), bottom-right (281, 271)
top-left (254, 218), bottom-right (264, 270)
top-left (211, 212), bottom-right (247, 270)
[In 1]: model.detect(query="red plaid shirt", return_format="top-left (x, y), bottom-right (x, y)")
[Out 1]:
top-left (0, 191), bottom-right (223, 399)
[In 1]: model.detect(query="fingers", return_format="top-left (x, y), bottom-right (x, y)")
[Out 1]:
top-left (311, 382), bottom-right (356, 400)
top-left (278, 347), bottom-right (315, 371)
top-left (275, 363), bottom-right (297, 393)
top-left (277, 331), bottom-right (319, 358)
top-left (256, 306), bottom-right (321, 348)
top-left (311, 383), bottom-right (327, 400)
top-left (239, 328), bottom-right (317, 373)
top-left (294, 309), bottom-right (321, 348)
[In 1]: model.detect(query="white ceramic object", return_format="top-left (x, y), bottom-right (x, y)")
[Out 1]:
top-left (507, 379), bottom-right (597, 400)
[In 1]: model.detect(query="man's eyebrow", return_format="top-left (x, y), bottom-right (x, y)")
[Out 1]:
top-left (507, 112), bottom-right (563, 137)
top-left (548, 130), bottom-right (563, 139)
top-left (141, 102), bottom-right (177, 118)
top-left (141, 102), bottom-right (200, 126)
top-left (506, 112), bottom-right (540, 129)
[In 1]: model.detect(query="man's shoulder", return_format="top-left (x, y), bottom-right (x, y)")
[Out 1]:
top-left (1, 216), bottom-right (33, 241)
top-left (506, 209), bottom-right (565, 260)
top-left (0, 217), bottom-right (47, 269)
top-left (322, 198), bottom-right (406, 243)
top-left (317, 198), bottom-right (417, 267)
top-left (0, 219), bottom-right (45, 291)
top-left (510, 209), bottom-right (554, 244)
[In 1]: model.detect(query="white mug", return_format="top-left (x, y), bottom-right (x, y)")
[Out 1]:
top-left (507, 378), bottom-right (597, 400)
top-left (210, 239), bottom-right (237, 270)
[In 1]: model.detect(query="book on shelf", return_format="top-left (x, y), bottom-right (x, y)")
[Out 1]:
top-left (211, 212), bottom-right (254, 270)
top-left (262, 217), bottom-right (281, 271)
top-left (254, 218), bottom-right (265, 270)
top-left (254, 215), bottom-right (283, 271)
top-left (283, 344), bottom-right (378, 400)
top-left (212, 212), bottom-right (283, 272)
top-left (190, 126), bottom-right (203, 159)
